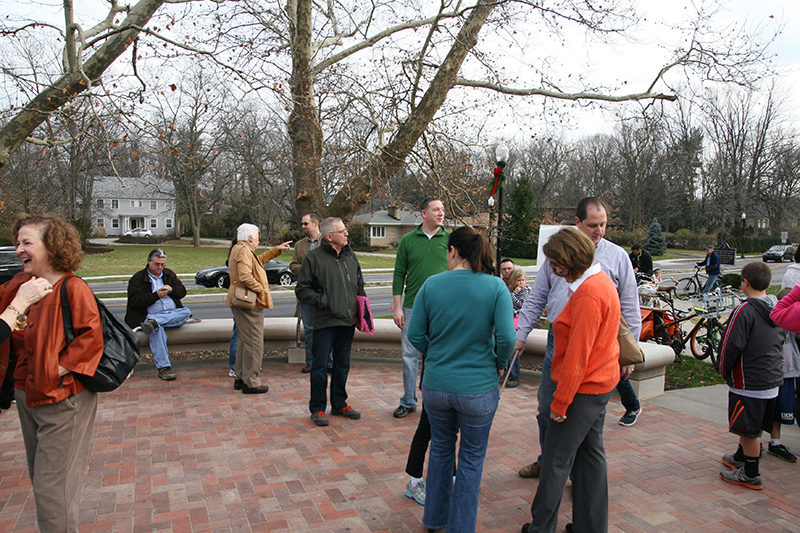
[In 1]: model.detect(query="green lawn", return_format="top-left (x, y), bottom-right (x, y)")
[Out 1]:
top-left (666, 355), bottom-right (725, 389)
top-left (80, 242), bottom-right (399, 278)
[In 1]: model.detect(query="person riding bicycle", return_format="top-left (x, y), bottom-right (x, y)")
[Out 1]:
top-left (696, 245), bottom-right (721, 293)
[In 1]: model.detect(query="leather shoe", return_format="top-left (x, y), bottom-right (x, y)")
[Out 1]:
top-left (393, 405), bottom-right (416, 418)
top-left (519, 461), bottom-right (540, 478)
top-left (241, 383), bottom-right (269, 394)
top-left (301, 364), bottom-right (312, 373)
top-left (234, 379), bottom-right (243, 390)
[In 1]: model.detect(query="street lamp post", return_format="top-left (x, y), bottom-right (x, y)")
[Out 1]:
top-left (490, 142), bottom-right (509, 274)
top-left (740, 212), bottom-right (747, 259)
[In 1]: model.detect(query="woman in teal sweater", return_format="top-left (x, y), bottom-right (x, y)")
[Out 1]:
top-left (408, 226), bottom-right (516, 533)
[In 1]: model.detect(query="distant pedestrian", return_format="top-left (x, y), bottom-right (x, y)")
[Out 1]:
top-left (629, 243), bottom-right (653, 277)
top-left (696, 245), bottom-right (721, 293)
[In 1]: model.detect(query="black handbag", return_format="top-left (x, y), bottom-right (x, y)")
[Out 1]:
top-left (61, 275), bottom-right (141, 392)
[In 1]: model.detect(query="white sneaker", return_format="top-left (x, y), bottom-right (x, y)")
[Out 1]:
top-left (228, 369), bottom-right (236, 378)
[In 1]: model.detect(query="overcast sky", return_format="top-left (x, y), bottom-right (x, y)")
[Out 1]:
top-left (3, 0), bottom-right (798, 141)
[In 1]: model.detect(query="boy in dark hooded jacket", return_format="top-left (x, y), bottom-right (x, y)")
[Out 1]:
top-left (718, 262), bottom-right (785, 490)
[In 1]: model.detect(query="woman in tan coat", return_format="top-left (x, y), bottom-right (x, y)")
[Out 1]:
top-left (227, 223), bottom-right (291, 394)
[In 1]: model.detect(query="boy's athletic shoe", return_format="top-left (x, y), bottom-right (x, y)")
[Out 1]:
top-left (720, 467), bottom-right (763, 490)
top-left (332, 406), bottom-right (361, 419)
top-left (768, 443), bottom-right (797, 462)
top-left (619, 407), bottom-right (642, 426)
top-left (405, 480), bottom-right (425, 505)
top-left (311, 412), bottom-right (329, 427)
top-left (722, 454), bottom-right (744, 470)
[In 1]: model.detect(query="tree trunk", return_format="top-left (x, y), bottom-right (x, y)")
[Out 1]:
top-left (0, 0), bottom-right (165, 172)
top-left (288, 0), bottom-right (325, 218)
top-left (326, 0), bottom-right (496, 222)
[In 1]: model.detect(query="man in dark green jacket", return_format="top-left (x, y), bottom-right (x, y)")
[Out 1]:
top-left (296, 217), bottom-right (366, 427)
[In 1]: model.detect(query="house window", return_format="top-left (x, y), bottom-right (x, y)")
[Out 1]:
top-left (166, 219), bottom-right (173, 229)
top-left (111, 199), bottom-right (119, 209)
top-left (96, 219), bottom-right (104, 227)
top-left (96, 199), bottom-right (104, 209)
top-left (370, 226), bottom-right (386, 239)
top-left (111, 219), bottom-right (119, 228)
top-left (166, 200), bottom-right (173, 210)
top-left (150, 219), bottom-right (157, 229)
top-left (150, 201), bottom-right (157, 210)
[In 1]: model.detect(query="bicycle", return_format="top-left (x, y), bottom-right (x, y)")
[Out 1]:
top-left (686, 289), bottom-right (743, 368)
top-left (674, 267), bottom-right (718, 299)
top-left (640, 285), bottom-right (742, 367)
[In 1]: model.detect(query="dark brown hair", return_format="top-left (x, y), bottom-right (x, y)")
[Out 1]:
top-left (13, 215), bottom-right (84, 272)
top-left (542, 227), bottom-right (595, 280)
top-left (448, 226), bottom-right (494, 275)
top-left (741, 261), bottom-right (772, 291)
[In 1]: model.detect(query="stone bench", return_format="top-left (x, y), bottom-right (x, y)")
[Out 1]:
top-left (141, 318), bottom-right (675, 399)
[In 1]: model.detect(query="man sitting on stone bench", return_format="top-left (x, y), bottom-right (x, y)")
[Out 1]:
top-left (125, 248), bottom-right (198, 381)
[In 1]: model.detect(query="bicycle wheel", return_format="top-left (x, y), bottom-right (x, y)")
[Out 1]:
top-left (690, 322), bottom-right (713, 360)
top-left (675, 277), bottom-right (698, 298)
top-left (706, 321), bottom-right (725, 368)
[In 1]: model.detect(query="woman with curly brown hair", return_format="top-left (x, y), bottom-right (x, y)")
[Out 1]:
top-left (0, 215), bottom-right (104, 532)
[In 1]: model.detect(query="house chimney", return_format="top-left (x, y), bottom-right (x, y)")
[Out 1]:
top-left (388, 206), bottom-right (399, 220)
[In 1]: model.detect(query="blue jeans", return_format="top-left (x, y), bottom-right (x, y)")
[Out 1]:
top-left (146, 307), bottom-right (191, 369)
top-left (616, 377), bottom-right (640, 412)
top-left (228, 321), bottom-right (238, 372)
top-left (702, 273), bottom-right (719, 293)
top-left (300, 302), bottom-right (315, 366)
top-left (422, 384), bottom-right (499, 532)
top-left (507, 352), bottom-right (521, 381)
top-left (536, 327), bottom-right (556, 462)
top-left (400, 306), bottom-right (419, 408)
top-left (309, 326), bottom-right (355, 414)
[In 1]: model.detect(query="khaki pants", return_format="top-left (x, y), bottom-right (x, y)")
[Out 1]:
top-left (231, 306), bottom-right (265, 388)
top-left (15, 387), bottom-right (98, 533)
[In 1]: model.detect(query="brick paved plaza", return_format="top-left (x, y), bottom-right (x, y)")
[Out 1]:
top-left (1, 360), bottom-right (799, 532)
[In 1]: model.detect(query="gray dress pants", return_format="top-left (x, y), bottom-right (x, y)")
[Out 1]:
top-left (530, 391), bottom-right (611, 533)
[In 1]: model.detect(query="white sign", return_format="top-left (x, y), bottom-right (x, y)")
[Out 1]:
top-left (536, 225), bottom-right (570, 265)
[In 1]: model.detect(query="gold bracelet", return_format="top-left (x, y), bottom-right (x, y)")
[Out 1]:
top-left (7, 305), bottom-right (27, 331)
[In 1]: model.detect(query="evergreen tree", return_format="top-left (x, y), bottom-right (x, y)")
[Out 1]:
top-left (644, 218), bottom-right (667, 256)
top-left (502, 174), bottom-right (537, 259)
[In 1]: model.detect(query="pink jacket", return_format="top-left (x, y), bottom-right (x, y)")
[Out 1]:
top-left (771, 284), bottom-right (800, 334)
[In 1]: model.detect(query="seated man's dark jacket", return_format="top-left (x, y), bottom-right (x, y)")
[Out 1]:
top-left (125, 267), bottom-right (187, 329)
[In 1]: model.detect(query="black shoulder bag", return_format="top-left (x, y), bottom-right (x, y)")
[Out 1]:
top-left (61, 275), bottom-right (141, 392)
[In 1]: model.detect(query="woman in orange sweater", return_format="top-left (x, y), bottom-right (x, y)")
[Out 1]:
top-left (522, 227), bottom-right (621, 533)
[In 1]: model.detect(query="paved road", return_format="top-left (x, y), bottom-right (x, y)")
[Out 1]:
top-left (98, 257), bottom-right (792, 323)
top-left (103, 285), bottom-right (396, 323)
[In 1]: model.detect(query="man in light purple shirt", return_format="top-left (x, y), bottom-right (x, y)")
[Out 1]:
top-left (515, 197), bottom-right (643, 479)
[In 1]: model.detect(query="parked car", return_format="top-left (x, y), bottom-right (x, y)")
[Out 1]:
top-left (0, 246), bottom-right (23, 285)
top-left (762, 244), bottom-right (796, 263)
top-left (123, 228), bottom-right (153, 238)
top-left (194, 259), bottom-right (296, 288)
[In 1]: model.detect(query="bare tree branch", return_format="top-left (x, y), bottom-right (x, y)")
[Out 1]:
top-left (455, 78), bottom-right (678, 102)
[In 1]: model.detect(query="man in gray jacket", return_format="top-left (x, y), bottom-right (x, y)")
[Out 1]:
top-left (296, 217), bottom-right (367, 427)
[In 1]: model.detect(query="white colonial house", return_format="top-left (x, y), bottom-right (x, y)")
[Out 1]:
top-left (91, 176), bottom-right (178, 237)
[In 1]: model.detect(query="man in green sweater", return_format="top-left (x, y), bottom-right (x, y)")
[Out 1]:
top-left (392, 196), bottom-right (450, 418)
